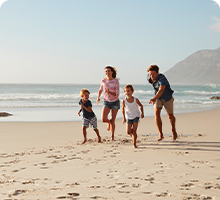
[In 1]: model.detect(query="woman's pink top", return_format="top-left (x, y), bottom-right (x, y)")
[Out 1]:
top-left (99, 78), bottom-right (120, 102)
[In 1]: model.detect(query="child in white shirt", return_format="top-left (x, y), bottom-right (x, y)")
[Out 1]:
top-left (122, 85), bottom-right (144, 148)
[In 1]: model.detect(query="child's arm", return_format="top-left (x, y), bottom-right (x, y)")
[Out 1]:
top-left (121, 100), bottom-right (126, 124)
top-left (81, 104), bottom-right (93, 113)
top-left (78, 109), bottom-right (82, 116)
top-left (136, 98), bottom-right (144, 118)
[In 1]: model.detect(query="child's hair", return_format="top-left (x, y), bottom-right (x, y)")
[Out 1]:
top-left (124, 84), bottom-right (134, 92)
top-left (147, 65), bottom-right (159, 73)
top-left (80, 88), bottom-right (90, 97)
top-left (105, 66), bottom-right (117, 78)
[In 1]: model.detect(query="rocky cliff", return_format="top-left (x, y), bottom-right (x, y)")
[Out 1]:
top-left (164, 47), bottom-right (220, 85)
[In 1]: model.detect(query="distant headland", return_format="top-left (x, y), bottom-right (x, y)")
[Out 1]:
top-left (164, 47), bottom-right (220, 85)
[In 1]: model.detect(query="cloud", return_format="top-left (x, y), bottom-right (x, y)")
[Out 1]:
top-left (214, 0), bottom-right (220, 5)
top-left (0, 0), bottom-right (8, 8)
top-left (209, 16), bottom-right (220, 32)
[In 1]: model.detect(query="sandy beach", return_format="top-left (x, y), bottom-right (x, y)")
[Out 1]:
top-left (0, 108), bottom-right (220, 200)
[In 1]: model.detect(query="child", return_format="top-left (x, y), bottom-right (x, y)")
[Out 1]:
top-left (78, 89), bottom-right (101, 144)
top-left (122, 85), bottom-right (144, 148)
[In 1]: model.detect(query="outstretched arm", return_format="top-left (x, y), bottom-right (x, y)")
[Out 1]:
top-left (97, 90), bottom-right (102, 105)
top-left (78, 109), bottom-right (82, 116)
top-left (121, 100), bottom-right (126, 124)
top-left (136, 98), bottom-right (144, 118)
top-left (149, 85), bottom-right (165, 105)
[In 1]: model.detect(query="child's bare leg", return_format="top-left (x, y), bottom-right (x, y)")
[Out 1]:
top-left (126, 123), bottom-right (133, 137)
top-left (94, 128), bottom-right (101, 143)
top-left (82, 126), bottom-right (87, 144)
top-left (133, 132), bottom-right (137, 148)
top-left (132, 122), bottom-right (138, 148)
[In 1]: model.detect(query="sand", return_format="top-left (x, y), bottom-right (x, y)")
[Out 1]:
top-left (0, 108), bottom-right (220, 200)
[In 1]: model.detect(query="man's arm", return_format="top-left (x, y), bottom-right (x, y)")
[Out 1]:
top-left (149, 85), bottom-right (165, 105)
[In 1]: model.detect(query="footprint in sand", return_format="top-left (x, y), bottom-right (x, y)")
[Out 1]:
top-left (155, 192), bottom-right (168, 197)
top-left (22, 180), bottom-right (35, 184)
top-left (183, 194), bottom-right (212, 200)
top-left (57, 192), bottom-right (80, 199)
top-left (90, 196), bottom-right (107, 199)
top-left (180, 183), bottom-right (194, 190)
top-left (8, 189), bottom-right (29, 197)
top-left (118, 190), bottom-right (131, 193)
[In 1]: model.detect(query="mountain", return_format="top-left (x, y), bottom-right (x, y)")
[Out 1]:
top-left (164, 47), bottom-right (220, 85)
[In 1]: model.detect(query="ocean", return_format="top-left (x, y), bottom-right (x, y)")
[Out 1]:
top-left (0, 83), bottom-right (220, 122)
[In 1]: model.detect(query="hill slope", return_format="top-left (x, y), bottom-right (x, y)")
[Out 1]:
top-left (164, 47), bottom-right (220, 85)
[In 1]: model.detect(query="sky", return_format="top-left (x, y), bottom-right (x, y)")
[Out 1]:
top-left (0, 0), bottom-right (220, 84)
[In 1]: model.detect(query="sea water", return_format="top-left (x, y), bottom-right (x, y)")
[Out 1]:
top-left (0, 83), bottom-right (220, 122)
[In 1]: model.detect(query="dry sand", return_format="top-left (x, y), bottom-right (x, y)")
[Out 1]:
top-left (0, 108), bottom-right (220, 200)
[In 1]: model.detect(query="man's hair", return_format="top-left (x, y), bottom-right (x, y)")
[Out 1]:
top-left (124, 84), bottom-right (134, 92)
top-left (105, 66), bottom-right (117, 78)
top-left (147, 65), bottom-right (159, 73)
top-left (80, 88), bottom-right (90, 97)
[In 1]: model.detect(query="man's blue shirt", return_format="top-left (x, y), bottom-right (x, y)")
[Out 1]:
top-left (147, 73), bottom-right (174, 102)
top-left (79, 99), bottom-right (95, 119)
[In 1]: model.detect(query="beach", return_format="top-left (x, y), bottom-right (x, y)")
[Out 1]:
top-left (0, 108), bottom-right (220, 200)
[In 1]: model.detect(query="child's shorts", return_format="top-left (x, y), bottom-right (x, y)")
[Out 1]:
top-left (82, 116), bottom-right (98, 129)
top-left (127, 117), bottom-right (140, 124)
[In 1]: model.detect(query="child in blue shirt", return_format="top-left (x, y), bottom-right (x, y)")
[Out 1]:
top-left (78, 89), bottom-right (101, 144)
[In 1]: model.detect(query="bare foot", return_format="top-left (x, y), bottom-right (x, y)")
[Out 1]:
top-left (98, 136), bottom-right (101, 143)
top-left (133, 144), bottom-right (137, 148)
top-left (107, 122), bottom-right (111, 131)
top-left (81, 140), bottom-right (87, 144)
top-left (127, 133), bottom-right (132, 137)
top-left (111, 136), bottom-right (115, 141)
top-left (158, 136), bottom-right (164, 141)
top-left (173, 132), bottom-right (178, 141)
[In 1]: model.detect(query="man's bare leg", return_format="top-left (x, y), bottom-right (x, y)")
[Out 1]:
top-left (167, 113), bottom-right (178, 140)
top-left (155, 108), bottom-right (164, 141)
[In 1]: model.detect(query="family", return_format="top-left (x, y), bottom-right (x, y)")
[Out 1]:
top-left (78, 65), bottom-right (178, 148)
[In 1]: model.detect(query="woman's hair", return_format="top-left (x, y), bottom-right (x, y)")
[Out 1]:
top-left (80, 88), bottom-right (90, 97)
top-left (105, 66), bottom-right (117, 78)
top-left (124, 84), bottom-right (134, 92)
top-left (147, 65), bottom-right (159, 73)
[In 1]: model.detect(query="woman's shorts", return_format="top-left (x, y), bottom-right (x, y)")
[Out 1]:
top-left (104, 99), bottom-right (120, 110)
top-left (82, 116), bottom-right (98, 129)
top-left (127, 117), bottom-right (140, 124)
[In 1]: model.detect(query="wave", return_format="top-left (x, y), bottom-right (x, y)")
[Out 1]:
top-left (175, 100), bottom-right (220, 105)
top-left (181, 90), bottom-right (220, 96)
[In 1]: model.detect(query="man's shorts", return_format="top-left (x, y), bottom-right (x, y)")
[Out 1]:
top-left (104, 99), bottom-right (120, 110)
top-left (155, 97), bottom-right (174, 114)
top-left (82, 116), bottom-right (98, 129)
top-left (127, 117), bottom-right (140, 124)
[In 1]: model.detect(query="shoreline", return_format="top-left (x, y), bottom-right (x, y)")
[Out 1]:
top-left (0, 104), bottom-right (218, 122)
top-left (0, 108), bottom-right (220, 199)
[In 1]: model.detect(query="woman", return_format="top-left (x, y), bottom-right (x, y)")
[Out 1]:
top-left (97, 66), bottom-right (120, 141)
